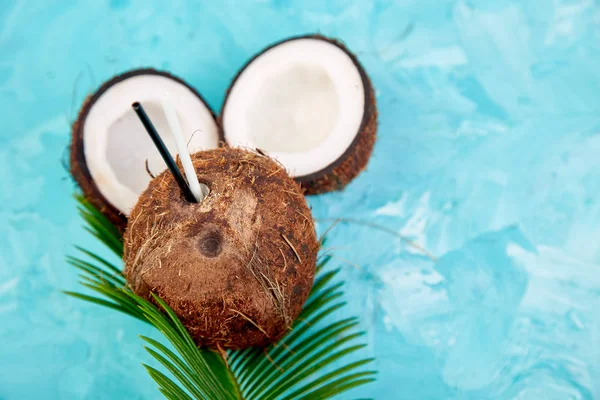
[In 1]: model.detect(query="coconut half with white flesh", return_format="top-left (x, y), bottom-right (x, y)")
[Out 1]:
top-left (219, 35), bottom-right (377, 194)
top-left (70, 69), bottom-right (219, 229)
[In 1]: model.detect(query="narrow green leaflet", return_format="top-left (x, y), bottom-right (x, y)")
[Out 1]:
top-left (65, 196), bottom-right (376, 399)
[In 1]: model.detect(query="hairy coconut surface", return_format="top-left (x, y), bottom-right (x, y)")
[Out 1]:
top-left (219, 34), bottom-right (377, 195)
top-left (123, 148), bottom-right (318, 349)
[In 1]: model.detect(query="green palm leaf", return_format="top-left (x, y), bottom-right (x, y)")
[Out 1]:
top-left (65, 196), bottom-right (376, 399)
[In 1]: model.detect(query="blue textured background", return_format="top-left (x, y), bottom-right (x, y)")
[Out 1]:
top-left (2, 0), bottom-right (600, 399)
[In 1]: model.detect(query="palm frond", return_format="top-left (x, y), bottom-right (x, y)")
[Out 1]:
top-left (74, 194), bottom-right (123, 256)
top-left (65, 196), bottom-right (376, 399)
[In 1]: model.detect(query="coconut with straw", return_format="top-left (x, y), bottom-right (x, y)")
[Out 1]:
top-left (123, 100), bottom-right (318, 349)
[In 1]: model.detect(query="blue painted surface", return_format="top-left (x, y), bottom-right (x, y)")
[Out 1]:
top-left (1, 0), bottom-right (600, 398)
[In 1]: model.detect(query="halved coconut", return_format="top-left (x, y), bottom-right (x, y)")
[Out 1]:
top-left (70, 69), bottom-right (219, 229)
top-left (219, 35), bottom-right (377, 194)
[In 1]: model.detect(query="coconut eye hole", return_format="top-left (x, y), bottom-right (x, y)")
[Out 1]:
top-left (199, 229), bottom-right (223, 257)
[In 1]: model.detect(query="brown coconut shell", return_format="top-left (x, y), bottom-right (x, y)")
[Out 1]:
top-left (218, 34), bottom-right (377, 195)
top-left (123, 148), bottom-right (318, 349)
top-left (70, 68), bottom-right (217, 231)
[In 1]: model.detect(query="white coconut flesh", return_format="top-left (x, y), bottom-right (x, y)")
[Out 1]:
top-left (83, 74), bottom-right (219, 215)
top-left (222, 38), bottom-right (366, 178)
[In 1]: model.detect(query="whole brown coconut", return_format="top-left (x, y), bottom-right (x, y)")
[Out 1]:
top-left (123, 148), bottom-right (318, 349)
